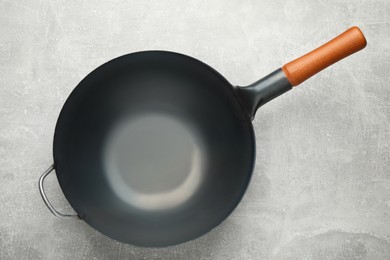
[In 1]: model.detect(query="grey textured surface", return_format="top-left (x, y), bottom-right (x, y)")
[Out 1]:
top-left (1, 0), bottom-right (389, 259)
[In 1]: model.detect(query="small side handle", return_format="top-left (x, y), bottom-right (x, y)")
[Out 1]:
top-left (38, 164), bottom-right (80, 219)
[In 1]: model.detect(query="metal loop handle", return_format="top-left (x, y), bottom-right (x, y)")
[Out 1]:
top-left (38, 164), bottom-right (80, 219)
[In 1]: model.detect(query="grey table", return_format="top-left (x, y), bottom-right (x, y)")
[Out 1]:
top-left (1, 0), bottom-right (389, 259)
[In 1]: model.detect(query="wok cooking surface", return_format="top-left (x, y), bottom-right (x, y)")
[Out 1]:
top-left (53, 51), bottom-right (255, 246)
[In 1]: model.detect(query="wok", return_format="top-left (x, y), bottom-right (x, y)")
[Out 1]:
top-left (39, 27), bottom-right (366, 246)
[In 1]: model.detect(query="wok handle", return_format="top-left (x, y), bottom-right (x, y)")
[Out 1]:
top-left (38, 164), bottom-right (80, 219)
top-left (236, 26), bottom-right (366, 119)
top-left (282, 26), bottom-right (367, 86)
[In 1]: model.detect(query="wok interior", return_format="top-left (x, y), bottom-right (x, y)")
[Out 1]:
top-left (54, 52), bottom-right (255, 246)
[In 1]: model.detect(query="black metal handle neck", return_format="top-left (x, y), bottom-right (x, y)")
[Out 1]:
top-left (235, 68), bottom-right (292, 120)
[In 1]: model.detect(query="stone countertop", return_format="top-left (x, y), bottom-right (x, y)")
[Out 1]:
top-left (1, 0), bottom-right (389, 259)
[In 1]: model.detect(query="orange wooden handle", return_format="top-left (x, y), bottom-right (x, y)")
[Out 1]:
top-left (282, 26), bottom-right (367, 86)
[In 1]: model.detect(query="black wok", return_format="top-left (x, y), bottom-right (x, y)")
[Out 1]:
top-left (39, 27), bottom-right (366, 246)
